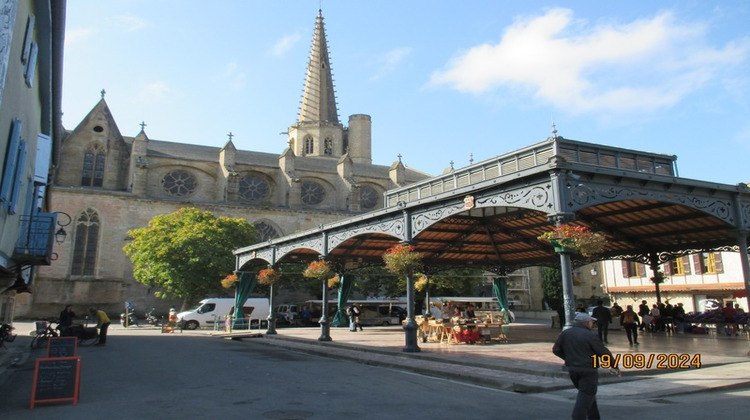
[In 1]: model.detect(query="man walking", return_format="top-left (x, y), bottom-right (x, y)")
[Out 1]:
top-left (553, 312), bottom-right (620, 420)
top-left (637, 300), bottom-right (649, 331)
top-left (620, 305), bottom-right (640, 345)
top-left (591, 300), bottom-right (612, 343)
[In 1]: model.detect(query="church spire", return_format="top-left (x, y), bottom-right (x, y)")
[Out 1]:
top-left (298, 9), bottom-right (339, 125)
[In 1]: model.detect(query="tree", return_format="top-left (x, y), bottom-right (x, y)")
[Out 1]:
top-left (542, 267), bottom-right (563, 309)
top-left (123, 207), bottom-right (256, 308)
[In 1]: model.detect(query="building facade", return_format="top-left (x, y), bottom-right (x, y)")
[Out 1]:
top-left (0, 0), bottom-right (65, 322)
top-left (16, 10), bottom-right (430, 318)
top-left (602, 252), bottom-right (747, 313)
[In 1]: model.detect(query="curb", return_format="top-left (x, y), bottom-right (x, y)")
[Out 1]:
top-left (259, 334), bottom-right (572, 393)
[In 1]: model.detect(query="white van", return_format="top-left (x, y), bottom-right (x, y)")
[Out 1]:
top-left (177, 298), bottom-right (270, 330)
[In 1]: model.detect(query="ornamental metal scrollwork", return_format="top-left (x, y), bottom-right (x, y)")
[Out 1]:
top-left (568, 182), bottom-right (735, 224)
top-left (743, 202), bottom-right (750, 229)
top-left (328, 219), bottom-right (405, 249)
top-left (412, 204), bottom-right (465, 236)
top-left (238, 248), bottom-right (273, 268)
top-left (679, 197), bottom-right (732, 223)
top-left (479, 185), bottom-right (551, 210)
top-left (277, 236), bottom-right (324, 259)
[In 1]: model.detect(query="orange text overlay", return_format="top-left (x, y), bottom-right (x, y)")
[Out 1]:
top-left (591, 353), bottom-right (701, 369)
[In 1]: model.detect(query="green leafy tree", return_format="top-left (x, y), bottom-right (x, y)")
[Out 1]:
top-left (123, 207), bottom-right (256, 308)
top-left (542, 267), bottom-right (563, 309)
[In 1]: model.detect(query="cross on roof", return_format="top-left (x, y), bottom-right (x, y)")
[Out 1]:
top-left (140, 121), bottom-right (147, 131)
top-left (100, 89), bottom-right (106, 98)
top-left (228, 132), bottom-right (234, 141)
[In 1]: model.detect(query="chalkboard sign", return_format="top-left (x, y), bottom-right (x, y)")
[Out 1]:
top-left (30, 356), bottom-right (80, 408)
top-left (47, 337), bottom-right (77, 358)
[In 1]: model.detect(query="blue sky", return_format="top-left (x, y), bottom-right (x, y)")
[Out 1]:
top-left (62, 1), bottom-right (750, 184)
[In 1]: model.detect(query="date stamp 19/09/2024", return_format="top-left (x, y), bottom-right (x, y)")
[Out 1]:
top-left (591, 353), bottom-right (702, 370)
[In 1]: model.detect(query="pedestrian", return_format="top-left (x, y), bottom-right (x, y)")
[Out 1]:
top-left (89, 307), bottom-right (111, 346)
top-left (165, 307), bottom-right (178, 333)
top-left (722, 301), bottom-right (738, 336)
top-left (620, 305), bottom-right (640, 345)
top-left (553, 312), bottom-right (620, 420)
top-left (351, 303), bottom-right (362, 331)
top-left (429, 303), bottom-right (442, 319)
top-left (347, 304), bottom-right (357, 332)
top-left (609, 302), bottom-right (623, 319)
top-left (591, 300), bottom-right (612, 343)
top-left (59, 305), bottom-right (76, 332)
top-left (637, 300), bottom-right (649, 331)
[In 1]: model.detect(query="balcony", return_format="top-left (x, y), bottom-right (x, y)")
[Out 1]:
top-left (13, 213), bottom-right (57, 265)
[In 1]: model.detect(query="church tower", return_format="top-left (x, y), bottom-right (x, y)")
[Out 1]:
top-left (287, 10), bottom-right (371, 164)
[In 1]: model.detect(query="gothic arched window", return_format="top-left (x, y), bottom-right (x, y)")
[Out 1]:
top-left (300, 181), bottom-right (325, 205)
top-left (304, 136), bottom-right (314, 155)
top-left (324, 137), bottom-right (333, 155)
top-left (239, 175), bottom-right (270, 202)
top-left (360, 185), bottom-right (379, 209)
top-left (71, 208), bottom-right (100, 276)
top-left (254, 221), bottom-right (280, 242)
top-left (162, 170), bottom-right (197, 197)
top-left (81, 144), bottom-right (106, 187)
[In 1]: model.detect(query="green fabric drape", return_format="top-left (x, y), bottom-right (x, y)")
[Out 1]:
top-left (233, 272), bottom-right (257, 329)
top-left (493, 277), bottom-right (512, 324)
top-left (493, 277), bottom-right (508, 310)
top-left (331, 275), bottom-right (352, 327)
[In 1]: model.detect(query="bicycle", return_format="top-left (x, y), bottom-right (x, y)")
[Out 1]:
top-left (0, 323), bottom-right (17, 348)
top-left (30, 320), bottom-right (59, 349)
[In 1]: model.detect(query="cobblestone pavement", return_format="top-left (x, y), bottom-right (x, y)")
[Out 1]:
top-left (3, 318), bottom-right (750, 398)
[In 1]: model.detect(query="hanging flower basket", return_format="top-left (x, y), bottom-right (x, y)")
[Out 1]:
top-left (303, 260), bottom-right (334, 280)
top-left (538, 225), bottom-right (606, 257)
top-left (221, 273), bottom-right (239, 288)
top-left (258, 268), bottom-right (281, 285)
top-left (327, 275), bottom-right (340, 289)
top-left (383, 244), bottom-right (422, 275)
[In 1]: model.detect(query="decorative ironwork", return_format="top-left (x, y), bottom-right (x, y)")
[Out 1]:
top-left (477, 185), bottom-right (552, 211)
top-left (567, 181), bottom-right (735, 223)
top-left (328, 218), bottom-right (405, 250)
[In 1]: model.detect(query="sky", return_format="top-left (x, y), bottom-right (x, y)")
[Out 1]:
top-left (61, 0), bottom-right (750, 185)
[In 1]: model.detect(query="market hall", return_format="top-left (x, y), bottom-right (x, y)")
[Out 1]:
top-left (234, 134), bottom-right (750, 352)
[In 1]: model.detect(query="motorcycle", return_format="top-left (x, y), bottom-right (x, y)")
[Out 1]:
top-left (120, 301), bottom-right (139, 327)
top-left (145, 308), bottom-right (159, 325)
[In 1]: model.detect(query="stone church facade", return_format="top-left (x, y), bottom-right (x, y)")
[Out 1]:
top-left (16, 10), bottom-right (430, 318)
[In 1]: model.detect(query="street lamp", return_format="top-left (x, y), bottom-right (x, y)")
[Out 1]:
top-left (52, 211), bottom-right (72, 244)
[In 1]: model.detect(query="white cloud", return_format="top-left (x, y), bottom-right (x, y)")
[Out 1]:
top-left (221, 61), bottom-right (246, 89)
top-left (112, 14), bottom-right (149, 32)
top-left (429, 8), bottom-right (750, 115)
top-left (369, 47), bottom-right (412, 81)
top-left (135, 81), bottom-right (170, 103)
top-left (64, 28), bottom-right (95, 46)
top-left (272, 32), bottom-right (302, 56)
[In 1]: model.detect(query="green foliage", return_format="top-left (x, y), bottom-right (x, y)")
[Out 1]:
top-left (123, 207), bottom-right (256, 303)
top-left (542, 267), bottom-right (563, 309)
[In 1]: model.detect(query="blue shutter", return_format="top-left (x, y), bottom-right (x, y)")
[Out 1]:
top-left (1, 119), bottom-right (22, 203)
top-left (8, 139), bottom-right (27, 214)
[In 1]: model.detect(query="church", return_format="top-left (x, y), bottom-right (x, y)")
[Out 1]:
top-left (16, 10), bottom-right (430, 318)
